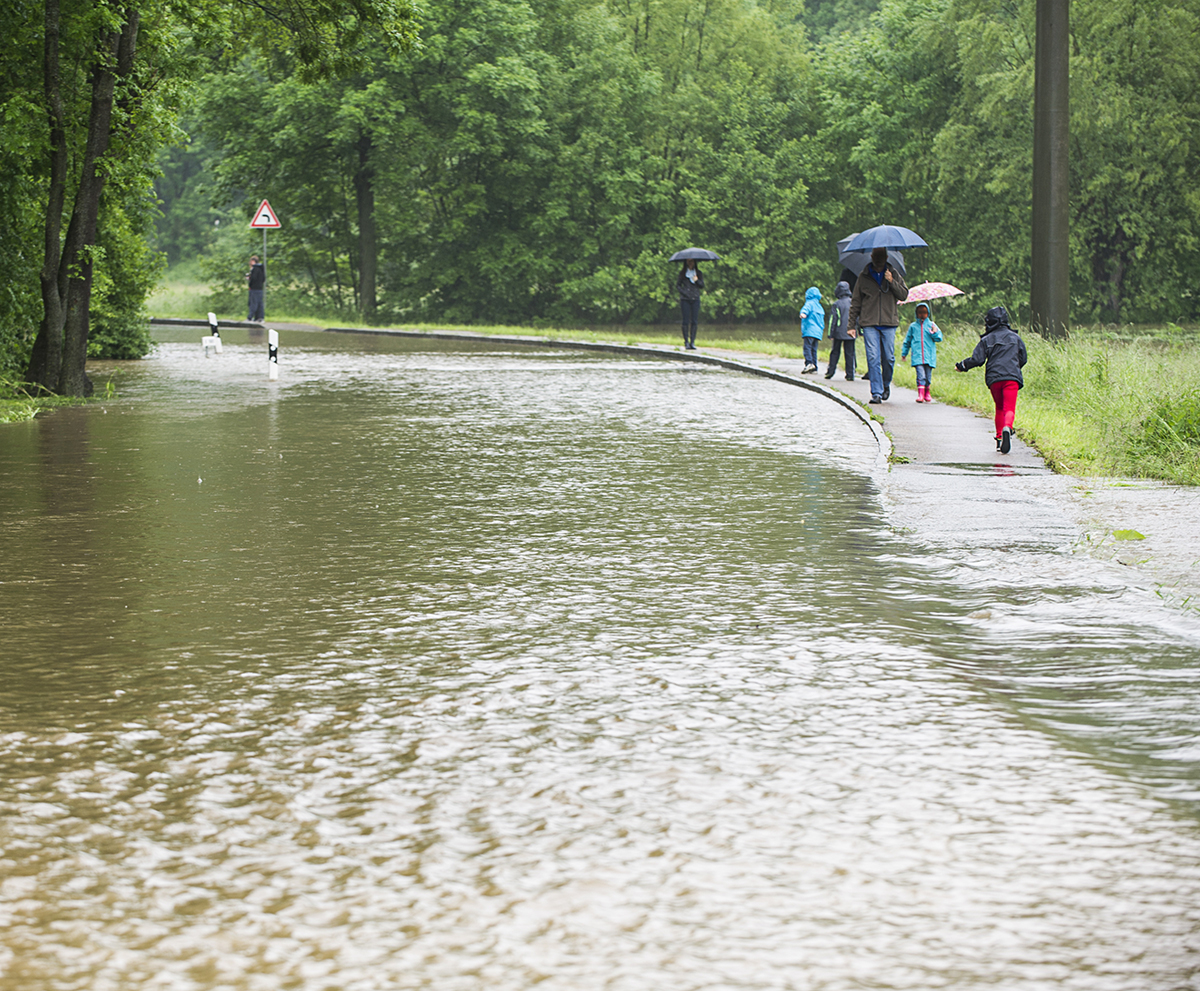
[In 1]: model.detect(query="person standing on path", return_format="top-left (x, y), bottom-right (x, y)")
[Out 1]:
top-left (677, 260), bottom-right (705, 349)
top-left (824, 280), bottom-right (855, 380)
top-left (246, 255), bottom-right (266, 323)
top-left (900, 302), bottom-right (943, 402)
top-left (848, 246), bottom-right (909, 403)
top-left (955, 305), bottom-right (1028, 454)
top-left (799, 286), bottom-right (825, 373)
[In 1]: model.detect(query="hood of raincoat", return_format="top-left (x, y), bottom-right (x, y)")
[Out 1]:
top-left (983, 305), bottom-right (1011, 335)
top-left (805, 286), bottom-right (822, 304)
top-left (835, 281), bottom-right (851, 299)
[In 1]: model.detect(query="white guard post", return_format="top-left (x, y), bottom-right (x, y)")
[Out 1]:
top-left (208, 312), bottom-right (223, 353)
top-left (202, 335), bottom-right (216, 356)
top-left (268, 329), bottom-right (279, 380)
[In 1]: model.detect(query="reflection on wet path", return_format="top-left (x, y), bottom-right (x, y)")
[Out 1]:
top-left (1, 332), bottom-right (1198, 989)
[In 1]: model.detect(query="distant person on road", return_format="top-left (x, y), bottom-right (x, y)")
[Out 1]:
top-left (955, 305), bottom-right (1028, 454)
top-left (677, 259), bottom-right (705, 350)
top-left (849, 246), bottom-right (909, 403)
top-left (901, 302), bottom-right (943, 403)
top-left (824, 280), bottom-right (855, 381)
top-left (246, 255), bottom-right (265, 323)
top-left (799, 286), bottom-right (825, 374)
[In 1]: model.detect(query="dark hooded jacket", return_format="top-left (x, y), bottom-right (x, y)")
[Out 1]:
top-left (828, 281), bottom-right (853, 340)
top-left (957, 306), bottom-right (1028, 386)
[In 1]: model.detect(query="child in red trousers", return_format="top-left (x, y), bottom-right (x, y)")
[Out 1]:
top-left (955, 306), bottom-right (1028, 454)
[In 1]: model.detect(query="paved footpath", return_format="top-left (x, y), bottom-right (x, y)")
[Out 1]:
top-left (690, 343), bottom-right (1042, 469)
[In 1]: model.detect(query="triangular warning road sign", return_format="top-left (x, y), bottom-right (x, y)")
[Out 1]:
top-left (249, 199), bottom-right (282, 229)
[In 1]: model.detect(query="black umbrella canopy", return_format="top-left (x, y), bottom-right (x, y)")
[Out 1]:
top-left (837, 233), bottom-right (905, 277)
top-left (669, 247), bottom-right (721, 262)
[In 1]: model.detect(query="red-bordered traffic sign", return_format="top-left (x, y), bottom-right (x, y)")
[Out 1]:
top-left (250, 199), bottom-right (282, 228)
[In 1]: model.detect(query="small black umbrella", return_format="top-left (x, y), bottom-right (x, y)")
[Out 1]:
top-left (837, 233), bottom-right (905, 277)
top-left (669, 247), bottom-right (721, 262)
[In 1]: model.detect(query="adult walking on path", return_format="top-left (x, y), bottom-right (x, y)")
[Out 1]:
top-left (849, 246), bottom-right (909, 403)
top-left (246, 255), bottom-right (266, 323)
top-left (824, 280), bottom-right (855, 381)
top-left (677, 260), bottom-right (705, 350)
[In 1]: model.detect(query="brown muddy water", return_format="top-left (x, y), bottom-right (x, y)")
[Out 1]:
top-left (1, 327), bottom-right (1199, 990)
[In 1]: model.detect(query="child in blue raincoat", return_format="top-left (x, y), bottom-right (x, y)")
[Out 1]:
top-left (799, 286), bottom-right (825, 374)
top-left (900, 302), bottom-right (943, 402)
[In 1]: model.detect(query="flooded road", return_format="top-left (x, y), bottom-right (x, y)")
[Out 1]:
top-left (2, 329), bottom-right (1199, 990)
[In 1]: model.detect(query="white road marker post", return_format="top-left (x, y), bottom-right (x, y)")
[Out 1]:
top-left (208, 312), bottom-right (223, 354)
top-left (268, 329), bottom-right (279, 380)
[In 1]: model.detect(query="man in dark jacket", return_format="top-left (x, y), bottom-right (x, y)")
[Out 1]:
top-left (824, 280), bottom-right (855, 380)
top-left (848, 246), bottom-right (909, 402)
top-left (246, 255), bottom-right (266, 323)
top-left (955, 305), bottom-right (1028, 454)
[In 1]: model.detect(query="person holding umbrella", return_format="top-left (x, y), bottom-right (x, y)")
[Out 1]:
top-left (677, 258), bottom-right (705, 349)
top-left (849, 246), bottom-right (909, 403)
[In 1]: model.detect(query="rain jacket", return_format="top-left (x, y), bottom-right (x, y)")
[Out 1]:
top-left (957, 306), bottom-right (1027, 386)
top-left (901, 311), bottom-right (943, 367)
top-left (828, 281), bottom-right (853, 340)
top-left (848, 261), bottom-right (908, 329)
top-left (677, 266), bottom-right (705, 301)
top-left (799, 287), bottom-right (825, 339)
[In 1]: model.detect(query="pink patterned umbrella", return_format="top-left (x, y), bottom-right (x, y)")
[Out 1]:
top-left (904, 281), bottom-right (964, 303)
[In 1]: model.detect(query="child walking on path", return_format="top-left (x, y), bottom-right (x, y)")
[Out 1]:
top-left (900, 302), bottom-right (942, 402)
top-left (824, 281), bottom-right (855, 380)
top-left (799, 286), bottom-right (825, 374)
top-left (955, 305), bottom-right (1028, 454)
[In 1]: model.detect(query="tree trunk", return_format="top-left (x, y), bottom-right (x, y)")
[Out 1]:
top-left (27, 3), bottom-right (139, 398)
top-left (27, 0), bottom-right (69, 394)
top-left (355, 131), bottom-right (377, 319)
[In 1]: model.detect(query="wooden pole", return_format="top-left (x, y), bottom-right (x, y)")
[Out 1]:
top-left (1031, 0), bottom-right (1070, 339)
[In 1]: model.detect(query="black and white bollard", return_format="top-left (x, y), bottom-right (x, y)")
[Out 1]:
top-left (208, 312), bottom-right (223, 353)
top-left (201, 312), bottom-right (223, 356)
top-left (268, 329), bottom-right (279, 380)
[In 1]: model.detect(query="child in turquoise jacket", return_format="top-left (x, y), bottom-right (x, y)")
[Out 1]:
top-left (900, 302), bottom-right (943, 402)
top-left (799, 286), bottom-right (825, 374)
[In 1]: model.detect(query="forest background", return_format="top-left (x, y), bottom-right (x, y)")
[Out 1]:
top-left (2, 0), bottom-right (1198, 381)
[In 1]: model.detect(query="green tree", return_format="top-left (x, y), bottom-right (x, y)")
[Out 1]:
top-left (13, 0), bottom-right (419, 397)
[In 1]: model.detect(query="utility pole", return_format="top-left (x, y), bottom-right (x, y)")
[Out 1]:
top-left (1031, 0), bottom-right (1070, 339)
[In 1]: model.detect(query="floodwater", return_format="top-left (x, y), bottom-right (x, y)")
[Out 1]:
top-left (1, 328), bottom-right (1199, 991)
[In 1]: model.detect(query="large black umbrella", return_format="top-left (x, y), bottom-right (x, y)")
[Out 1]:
top-left (837, 233), bottom-right (905, 277)
top-left (669, 247), bottom-right (721, 262)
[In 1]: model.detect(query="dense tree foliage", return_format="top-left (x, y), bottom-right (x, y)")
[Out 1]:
top-left (172, 0), bottom-right (1200, 329)
top-left (0, 0), bottom-right (418, 395)
top-left (2, 0), bottom-right (1197, 386)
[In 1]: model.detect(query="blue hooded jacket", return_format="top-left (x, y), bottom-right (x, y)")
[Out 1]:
top-left (800, 287), bottom-right (825, 339)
